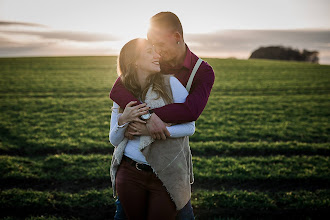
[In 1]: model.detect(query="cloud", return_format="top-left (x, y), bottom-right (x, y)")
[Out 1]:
top-left (0, 20), bottom-right (329, 64)
top-left (0, 34), bottom-right (117, 57)
top-left (0, 20), bottom-right (120, 57)
top-left (0, 20), bottom-right (118, 42)
top-left (1, 29), bottom-right (119, 42)
top-left (185, 29), bottom-right (330, 64)
top-left (0, 21), bottom-right (47, 27)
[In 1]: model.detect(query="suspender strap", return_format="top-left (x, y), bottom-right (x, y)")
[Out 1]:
top-left (186, 58), bottom-right (203, 92)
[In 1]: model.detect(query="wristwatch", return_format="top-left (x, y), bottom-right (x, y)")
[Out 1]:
top-left (140, 109), bottom-right (154, 120)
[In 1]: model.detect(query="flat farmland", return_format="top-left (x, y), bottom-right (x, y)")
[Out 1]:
top-left (0, 56), bottom-right (329, 219)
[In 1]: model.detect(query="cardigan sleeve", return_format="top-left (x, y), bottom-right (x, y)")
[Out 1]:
top-left (109, 102), bottom-right (129, 146)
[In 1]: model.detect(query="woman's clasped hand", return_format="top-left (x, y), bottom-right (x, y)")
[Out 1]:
top-left (118, 101), bottom-right (150, 125)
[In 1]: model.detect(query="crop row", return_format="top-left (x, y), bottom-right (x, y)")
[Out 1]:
top-left (0, 188), bottom-right (329, 219)
top-left (2, 138), bottom-right (329, 157)
top-left (1, 57), bottom-right (329, 95)
top-left (1, 94), bottom-right (328, 155)
top-left (1, 95), bottom-right (328, 150)
top-left (1, 154), bottom-right (328, 182)
top-left (190, 141), bottom-right (330, 156)
top-left (0, 57), bottom-right (117, 94)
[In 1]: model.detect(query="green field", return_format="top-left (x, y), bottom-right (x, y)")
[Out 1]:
top-left (0, 56), bottom-right (329, 219)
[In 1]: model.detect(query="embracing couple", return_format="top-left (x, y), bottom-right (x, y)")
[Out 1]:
top-left (109, 12), bottom-right (215, 220)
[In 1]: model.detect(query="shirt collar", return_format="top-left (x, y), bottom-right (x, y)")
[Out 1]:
top-left (182, 44), bottom-right (192, 70)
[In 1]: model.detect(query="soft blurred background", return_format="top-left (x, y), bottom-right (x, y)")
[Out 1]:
top-left (0, 0), bottom-right (329, 63)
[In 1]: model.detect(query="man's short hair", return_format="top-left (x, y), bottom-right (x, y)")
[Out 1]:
top-left (150, 12), bottom-right (183, 38)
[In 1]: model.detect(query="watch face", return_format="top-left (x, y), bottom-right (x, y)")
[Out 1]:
top-left (141, 113), bottom-right (151, 120)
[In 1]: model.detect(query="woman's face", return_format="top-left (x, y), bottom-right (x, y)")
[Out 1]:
top-left (136, 42), bottom-right (161, 75)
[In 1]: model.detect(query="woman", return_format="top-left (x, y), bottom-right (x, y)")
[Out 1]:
top-left (109, 38), bottom-right (195, 220)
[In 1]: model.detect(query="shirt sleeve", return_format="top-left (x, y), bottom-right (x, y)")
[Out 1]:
top-left (109, 77), bottom-right (141, 109)
top-left (153, 62), bottom-right (215, 123)
top-left (166, 77), bottom-right (195, 138)
top-left (109, 102), bottom-right (129, 146)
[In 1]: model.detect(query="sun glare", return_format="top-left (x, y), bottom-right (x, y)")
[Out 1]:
top-left (99, 17), bottom-right (150, 55)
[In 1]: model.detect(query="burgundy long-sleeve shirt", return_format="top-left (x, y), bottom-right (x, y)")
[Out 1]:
top-left (109, 45), bottom-right (215, 124)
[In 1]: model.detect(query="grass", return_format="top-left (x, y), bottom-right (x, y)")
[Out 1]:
top-left (1, 154), bottom-right (329, 183)
top-left (0, 56), bottom-right (329, 219)
top-left (1, 188), bottom-right (328, 219)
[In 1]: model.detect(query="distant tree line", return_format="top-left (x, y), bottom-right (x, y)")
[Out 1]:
top-left (249, 46), bottom-right (319, 63)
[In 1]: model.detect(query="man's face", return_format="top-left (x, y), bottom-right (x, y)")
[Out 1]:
top-left (147, 27), bottom-right (178, 63)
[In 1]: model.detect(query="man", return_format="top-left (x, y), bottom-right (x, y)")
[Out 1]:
top-left (110, 12), bottom-right (215, 220)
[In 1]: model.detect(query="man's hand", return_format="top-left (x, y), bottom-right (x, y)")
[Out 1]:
top-left (146, 113), bottom-right (170, 140)
top-left (124, 127), bottom-right (135, 140)
top-left (128, 122), bottom-right (150, 136)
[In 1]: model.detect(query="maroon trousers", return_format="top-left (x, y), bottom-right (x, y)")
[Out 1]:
top-left (115, 158), bottom-right (177, 220)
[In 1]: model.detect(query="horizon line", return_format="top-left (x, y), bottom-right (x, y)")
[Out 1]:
top-left (0, 54), bottom-right (329, 65)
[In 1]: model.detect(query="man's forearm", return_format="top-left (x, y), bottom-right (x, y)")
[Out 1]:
top-left (155, 63), bottom-right (215, 123)
top-left (154, 81), bottom-right (214, 123)
top-left (110, 68), bottom-right (215, 124)
top-left (153, 101), bottom-right (200, 123)
top-left (109, 77), bottom-right (140, 109)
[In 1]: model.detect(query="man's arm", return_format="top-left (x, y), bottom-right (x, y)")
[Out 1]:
top-left (153, 64), bottom-right (215, 123)
top-left (109, 77), bottom-right (140, 109)
top-left (109, 64), bottom-right (214, 138)
top-left (110, 63), bottom-right (214, 123)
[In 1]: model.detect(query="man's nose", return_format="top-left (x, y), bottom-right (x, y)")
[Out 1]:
top-left (154, 47), bottom-right (161, 55)
top-left (154, 51), bottom-right (161, 59)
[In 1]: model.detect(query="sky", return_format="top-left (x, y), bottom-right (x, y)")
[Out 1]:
top-left (0, 0), bottom-right (330, 63)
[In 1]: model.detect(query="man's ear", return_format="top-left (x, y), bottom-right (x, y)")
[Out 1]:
top-left (174, 32), bottom-right (182, 42)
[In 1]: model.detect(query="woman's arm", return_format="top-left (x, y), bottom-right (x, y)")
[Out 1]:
top-left (109, 101), bottom-right (150, 145)
top-left (109, 102), bottom-right (129, 146)
top-left (128, 120), bottom-right (195, 137)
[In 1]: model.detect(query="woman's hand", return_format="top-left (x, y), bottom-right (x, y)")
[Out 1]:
top-left (118, 101), bottom-right (149, 125)
top-left (128, 122), bottom-right (150, 136)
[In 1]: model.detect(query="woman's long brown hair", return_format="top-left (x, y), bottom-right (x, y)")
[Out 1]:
top-left (117, 38), bottom-right (172, 104)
